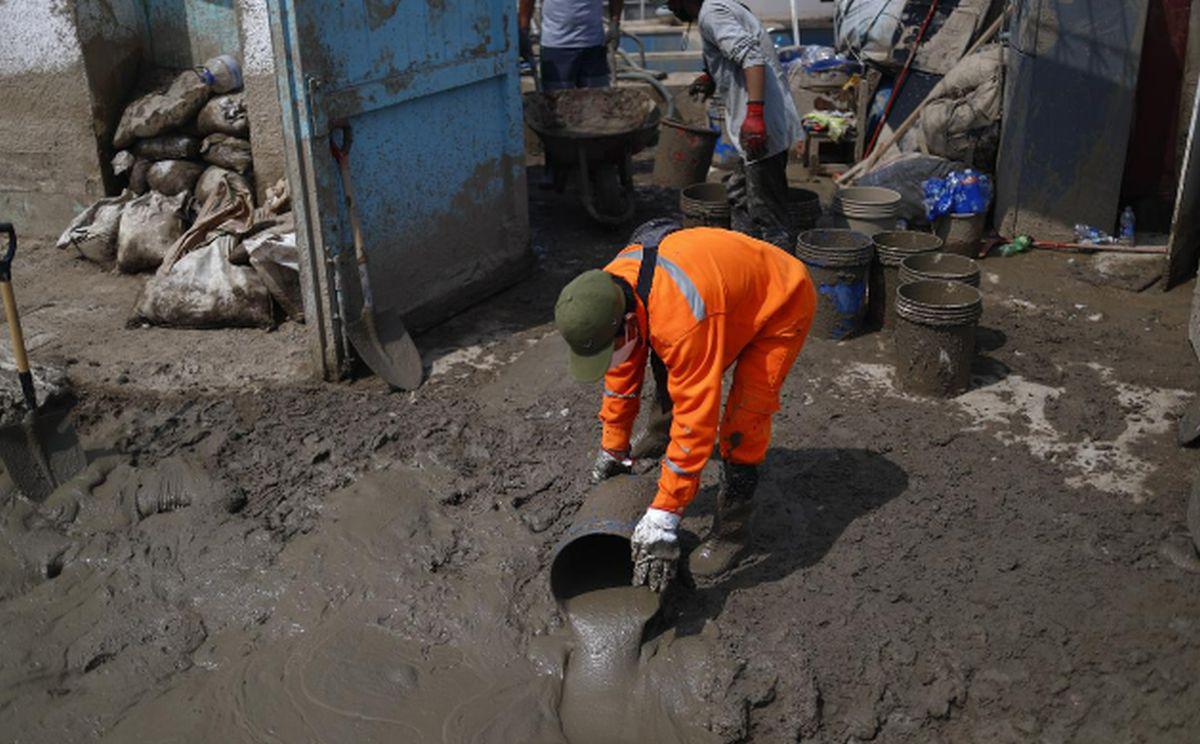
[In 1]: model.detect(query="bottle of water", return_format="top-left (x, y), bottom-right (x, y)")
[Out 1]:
top-left (1119, 206), bottom-right (1136, 245)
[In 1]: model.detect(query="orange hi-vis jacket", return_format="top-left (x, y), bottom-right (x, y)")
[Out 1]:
top-left (600, 227), bottom-right (816, 514)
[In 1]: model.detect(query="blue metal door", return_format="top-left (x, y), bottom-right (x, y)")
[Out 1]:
top-left (266, 0), bottom-right (531, 379)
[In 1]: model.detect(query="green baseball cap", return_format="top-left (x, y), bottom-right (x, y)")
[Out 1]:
top-left (554, 269), bottom-right (625, 382)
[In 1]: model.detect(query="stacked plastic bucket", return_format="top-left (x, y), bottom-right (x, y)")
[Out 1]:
top-left (868, 231), bottom-right (943, 328)
top-left (893, 252), bottom-right (983, 398)
top-left (795, 229), bottom-right (874, 340)
top-left (832, 187), bottom-right (901, 235)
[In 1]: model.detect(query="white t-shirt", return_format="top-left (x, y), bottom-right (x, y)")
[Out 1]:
top-left (699, 0), bottom-right (803, 161)
top-left (541, 0), bottom-right (605, 49)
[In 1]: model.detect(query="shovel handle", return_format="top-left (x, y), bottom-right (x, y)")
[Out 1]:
top-left (0, 223), bottom-right (14, 281)
top-left (0, 225), bottom-right (35, 412)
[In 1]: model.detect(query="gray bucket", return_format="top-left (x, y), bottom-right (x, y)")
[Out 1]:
top-left (788, 188), bottom-right (821, 232)
top-left (933, 212), bottom-right (986, 257)
top-left (680, 182), bottom-right (730, 228)
top-left (869, 231), bottom-right (943, 329)
top-left (653, 119), bottom-right (719, 188)
top-left (893, 280), bottom-right (983, 397)
top-left (899, 252), bottom-right (981, 287)
top-left (795, 229), bottom-right (874, 340)
top-left (550, 473), bottom-right (660, 603)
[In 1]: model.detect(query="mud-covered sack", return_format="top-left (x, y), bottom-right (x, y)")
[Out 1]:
top-left (116, 191), bottom-right (187, 273)
top-left (195, 166), bottom-right (254, 209)
top-left (56, 190), bottom-right (134, 265)
top-left (196, 94), bottom-right (249, 137)
top-left (146, 160), bottom-right (205, 197)
top-left (133, 134), bottom-right (202, 161)
top-left (113, 71), bottom-right (211, 149)
top-left (201, 134), bottom-right (253, 173)
top-left (129, 158), bottom-right (151, 195)
top-left (135, 235), bottom-right (272, 328)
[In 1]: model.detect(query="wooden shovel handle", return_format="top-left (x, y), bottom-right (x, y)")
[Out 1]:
top-left (0, 224), bottom-right (36, 411)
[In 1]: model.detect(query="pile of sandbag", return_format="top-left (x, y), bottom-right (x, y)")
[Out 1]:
top-left (110, 55), bottom-right (252, 202)
top-left (55, 56), bottom-right (303, 329)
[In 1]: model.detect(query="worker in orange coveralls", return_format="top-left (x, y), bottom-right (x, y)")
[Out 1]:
top-left (554, 219), bottom-right (816, 591)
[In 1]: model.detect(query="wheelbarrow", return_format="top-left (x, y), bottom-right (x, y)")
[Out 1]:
top-left (524, 88), bottom-right (661, 225)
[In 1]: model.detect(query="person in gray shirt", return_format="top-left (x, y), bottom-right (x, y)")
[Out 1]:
top-left (520, 0), bottom-right (624, 90)
top-left (668, 0), bottom-right (804, 251)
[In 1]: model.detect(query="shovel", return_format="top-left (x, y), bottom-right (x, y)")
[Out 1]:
top-left (0, 223), bottom-right (87, 501)
top-left (329, 125), bottom-right (424, 390)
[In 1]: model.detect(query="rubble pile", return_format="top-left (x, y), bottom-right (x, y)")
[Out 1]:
top-left (56, 55), bottom-right (301, 329)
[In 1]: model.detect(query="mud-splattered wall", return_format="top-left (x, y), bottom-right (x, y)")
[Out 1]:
top-left (0, 0), bottom-right (286, 238)
top-left (0, 0), bottom-right (143, 239)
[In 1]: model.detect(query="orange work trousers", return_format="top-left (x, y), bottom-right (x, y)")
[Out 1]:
top-left (718, 294), bottom-right (813, 465)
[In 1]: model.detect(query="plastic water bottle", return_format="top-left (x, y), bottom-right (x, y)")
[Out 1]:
top-left (196, 55), bottom-right (243, 94)
top-left (1119, 206), bottom-right (1136, 245)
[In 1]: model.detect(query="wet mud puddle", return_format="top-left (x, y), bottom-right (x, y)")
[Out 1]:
top-left (4, 460), bottom-right (724, 743)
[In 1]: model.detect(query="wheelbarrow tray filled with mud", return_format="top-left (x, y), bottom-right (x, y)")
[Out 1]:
top-left (524, 89), bottom-right (661, 224)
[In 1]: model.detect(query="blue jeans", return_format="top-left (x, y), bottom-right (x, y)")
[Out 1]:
top-left (540, 45), bottom-right (610, 90)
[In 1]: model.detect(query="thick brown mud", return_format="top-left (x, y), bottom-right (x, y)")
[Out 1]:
top-left (2, 177), bottom-right (1199, 742)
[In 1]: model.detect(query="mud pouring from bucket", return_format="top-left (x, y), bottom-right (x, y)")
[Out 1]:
top-left (550, 474), bottom-right (665, 744)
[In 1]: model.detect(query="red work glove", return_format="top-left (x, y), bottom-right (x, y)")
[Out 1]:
top-left (688, 72), bottom-right (715, 99)
top-left (740, 101), bottom-right (768, 161)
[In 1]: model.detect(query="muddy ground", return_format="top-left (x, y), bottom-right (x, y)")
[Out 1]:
top-left (2, 170), bottom-right (1200, 742)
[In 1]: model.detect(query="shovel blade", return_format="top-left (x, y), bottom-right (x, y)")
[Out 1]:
top-left (0, 421), bottom-right (58, 501)
top-left (0, 405), bottom-right (86, 502)
top-left (346, 308), bottom-right (423, 390)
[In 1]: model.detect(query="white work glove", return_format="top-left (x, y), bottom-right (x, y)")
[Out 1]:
top-left (631, 507), bottom-right (681, 592)
top-left (591, 447), bottom-right (632, 484)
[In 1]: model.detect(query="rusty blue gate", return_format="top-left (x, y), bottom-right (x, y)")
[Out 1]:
top-left (266, 0), bottom-right (531, 379)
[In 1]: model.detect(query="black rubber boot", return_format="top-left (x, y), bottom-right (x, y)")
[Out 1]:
top-left (689, 463), bottom-right (758, 577)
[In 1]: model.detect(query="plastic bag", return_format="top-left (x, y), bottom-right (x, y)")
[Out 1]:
top-left (834, 0), bottom-right (906, 65)
top-left (113, 71), bottom-right (211, 149)
top-left (195, 166), bottom-right (254, 209)
top-left (135, 235), bottom-right (272, 328)
top-left (858, 153), bottom-right (968, 222)
top-left (56, 190), bottom-right (134, 265)
top-left (244, 228), bottom-right (303, 321)
top-left (116, 191), bottom-right (187, 273)
top-left (133, 134), bottom-right (202, 161)
top-left (923, 169), bottom-right (992, 222)
top-left (196, 94), bottom-right (249, 137)
top-left (145, 160), bottom-right (205, 196)
top-left (201, 134), bottom-right (253, 173)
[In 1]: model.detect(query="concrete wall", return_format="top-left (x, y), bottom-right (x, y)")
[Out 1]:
top-left (0, 1), bottom-right (142, 240)
top-left (236, 0), bottom-right (286, 203)
top-left (140, 0), bottom-right (241, 70)
top-left (0, 0), bottom-right (287, 239)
